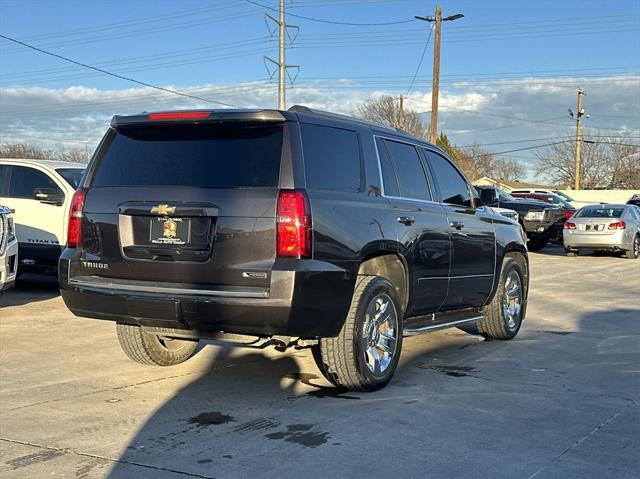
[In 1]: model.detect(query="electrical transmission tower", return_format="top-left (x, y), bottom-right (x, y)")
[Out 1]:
top-left (263, 0), bottom-right (299, 110)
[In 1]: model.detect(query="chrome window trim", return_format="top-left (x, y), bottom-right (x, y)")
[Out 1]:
top-left (372, 134), bottom-right (438, 205)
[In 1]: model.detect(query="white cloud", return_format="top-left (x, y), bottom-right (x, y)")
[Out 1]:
top-left (1, 75), bottom-right (638, 178)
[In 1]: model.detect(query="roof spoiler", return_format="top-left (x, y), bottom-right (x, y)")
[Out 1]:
top-left (111, 109), bottom-right (287, 128)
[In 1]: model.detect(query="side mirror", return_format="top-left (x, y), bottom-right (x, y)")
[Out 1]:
top-left (34, 188), bottom-right (65, 206)
top-left (479, 188), bottom-right (499, 206)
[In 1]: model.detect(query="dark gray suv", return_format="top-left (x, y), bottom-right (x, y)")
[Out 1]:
top-left (59, 106), bottom-right (529, 391)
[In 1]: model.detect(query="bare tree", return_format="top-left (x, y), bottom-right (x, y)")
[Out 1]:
top-left (535, 135), bottom-right (639, 189)
top-left (356, 95), bottom-right (428, 139)
top-left (0, 143), bottom-right (55, 160)
top-left (453, 143), bottom-right (525, 182)
top-left (0, 143), bottom-right (89, 163)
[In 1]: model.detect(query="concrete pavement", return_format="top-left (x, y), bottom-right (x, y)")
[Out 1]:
top-left (1, 247), bottom-right (639, 478)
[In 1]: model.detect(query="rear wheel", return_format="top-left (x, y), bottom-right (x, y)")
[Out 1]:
top-left (476, 254), bottom-right (527, 340)
top-left (314, 275), bottom-right (403, 392)
top-left (116, 323), bottom-right (199, 366)
top-left (625, 235), bottom-right (640, 259)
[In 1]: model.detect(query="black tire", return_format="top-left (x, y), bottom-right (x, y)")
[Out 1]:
top-left (315, 275), bottom-right (403, 392)
top-left (625, 235), bottom-right (640, 259)
top-left (116, 323), bottom-right (199, 366)
top-left (565, 248), bottom-right (578, 257)
top-left (476, 253), bottom-right (527, 340)
top-left (527, 235), bottom-right (547, 252)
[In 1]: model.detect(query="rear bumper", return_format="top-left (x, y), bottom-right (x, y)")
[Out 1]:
top-left (59, 254), bottom-right (356, 338)
top-left (563, 230), bottom-right (629, 249)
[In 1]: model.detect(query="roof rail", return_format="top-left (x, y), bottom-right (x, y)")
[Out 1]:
top-left (288, 104), bottom-right (400, 133)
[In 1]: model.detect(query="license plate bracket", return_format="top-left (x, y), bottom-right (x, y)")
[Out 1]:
top-left (149, 217), bottom-right (191, 245)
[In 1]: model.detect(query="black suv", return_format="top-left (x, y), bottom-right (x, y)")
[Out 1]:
top-left (59, 107), bottom-right (529, 391)
top-left (475, 185), bottom-right (564, 251)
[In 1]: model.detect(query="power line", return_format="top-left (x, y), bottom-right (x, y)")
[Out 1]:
top-left (0, 34), bottom-right (241, 108)
top-left (244, 0), bottom-right (415, 26)
top-left (406, 23), bottom-right (433, 94)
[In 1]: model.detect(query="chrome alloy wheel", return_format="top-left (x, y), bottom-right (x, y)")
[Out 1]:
top-left (634, 236), bottom-right (640, 257)
top-left (503, 270), bottom-right (523, 330)
top-left (361, 293), bottom-right (399, 378)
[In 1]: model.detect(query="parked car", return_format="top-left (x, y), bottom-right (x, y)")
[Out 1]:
top-left (474, 185), bottom-right (564, 251)
top-left (0, 159), bottom-right (85, 275)
top-left (510, 188), bottom-right (574, 204)
top-left (564, 204), bottom-right (640, 259)
top-left (511, 192), bottom-right (576, 242)
top-left (0, 205), bottom-right (18, 296)
top-left (627, 194), bottom-right (640, 207)
top-left (59, 107), bottom-right (529, 392)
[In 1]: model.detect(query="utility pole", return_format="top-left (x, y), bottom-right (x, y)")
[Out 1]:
top-left (416, 7), bottom-right (464, 144)
top-left (264, 1), bottom-right (299, 110)
top-left (571, 89), bottom-right (587, 190)
top-left (399, 94), bottom-right (405, 129)
top-left (429, 6), bottom-right (442, 144)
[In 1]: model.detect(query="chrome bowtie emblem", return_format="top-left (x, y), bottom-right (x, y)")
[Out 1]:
top-left (150, 204), bottom-right (176, 215)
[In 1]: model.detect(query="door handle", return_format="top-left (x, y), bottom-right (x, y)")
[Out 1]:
top-left (397, 216), bottom-right (415, 226)
top-left (450, 221), bottom-right (465, 230)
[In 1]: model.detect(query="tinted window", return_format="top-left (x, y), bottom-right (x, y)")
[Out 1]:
top-left (0, 165), bottom-right (8, 195)
top-left (56, 168), bottom-right (84, 189)
top-left (424, 151), bottom-right (472, 207)
top-left (8, 166), bottom-right (62, 199)
top-left (300, 124), bottom-right (360, 191)
top-left (576, 207), bottom-right (624, 218)
top-left (375, 137), bottom-right (400, 197)
top-left (92, 125), bottom-right (283, 187)
top-left (384, 140), bottom-right (431, 201)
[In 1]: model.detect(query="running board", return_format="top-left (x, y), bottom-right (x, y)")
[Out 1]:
top-left (403, 316), bottom-right (483, 337)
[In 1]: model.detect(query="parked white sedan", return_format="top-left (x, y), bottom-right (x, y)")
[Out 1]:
top-left (563, 204), bottom-right (640, 259)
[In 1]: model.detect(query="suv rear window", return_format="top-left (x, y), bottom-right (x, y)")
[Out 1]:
top-left (91, 125), bottom-right (283, 188)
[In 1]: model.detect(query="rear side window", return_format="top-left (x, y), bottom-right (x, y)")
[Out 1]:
top-left (56, 168), bottom-right (85, 189)
top-left (379, 139), bottom-right (431, 201)
top-left (300, 124), bottom-right (360, 191)
top-left (576, 207), bottom-right (624, 218)
top-left (423, 150), bottom-right (472, 207)
top-left (91, 125), bottom-right (283, 187)
top-left (7, 166), bottom-right (62, 198)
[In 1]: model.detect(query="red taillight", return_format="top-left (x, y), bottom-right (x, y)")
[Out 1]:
top-left (564, 221), bottom-right (576, 230)
top-left (608, 221), bottom-right (626, 230)
top-left (67, 188), bottom-right (87, 248)
top-left (565, 210), bottom-right (576, 219)
top-left (148, 111), bottom-right (210, 121)
top-left (277, 190), bottom-right (311, 258)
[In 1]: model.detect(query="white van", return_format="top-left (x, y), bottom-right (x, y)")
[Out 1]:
top-left (0, 159), bottom-right (85, 274)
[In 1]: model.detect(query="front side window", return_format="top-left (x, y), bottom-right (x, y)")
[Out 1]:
top-left (423, 150), bottom-right (472, 207)
top-left (8, 166), bottom-right (62, 199)
top-left (300, 124), bottom-right (361, 191)
top-left (381, 140), bottom-right (431, 201)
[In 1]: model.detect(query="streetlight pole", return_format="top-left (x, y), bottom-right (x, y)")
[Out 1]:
top-left (416, 7), bottom-right (464, 144)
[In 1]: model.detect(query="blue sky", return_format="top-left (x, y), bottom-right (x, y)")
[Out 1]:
top-left (0, 0), bottom-right (639, 177)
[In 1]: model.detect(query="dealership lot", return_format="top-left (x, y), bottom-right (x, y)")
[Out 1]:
top-left (1, 247), bottom-right (638, 479)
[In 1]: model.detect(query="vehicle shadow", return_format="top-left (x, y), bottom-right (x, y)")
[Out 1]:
top-left (1, 273), bottom-right (60, 308)
top-left (102, 308), bottom-right (640, 478)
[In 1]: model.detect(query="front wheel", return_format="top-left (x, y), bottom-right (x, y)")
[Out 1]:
top-left (625, 235), bottom-right (640, 259)
top-left (476, 253), bottom-right (527, 340)
top-left (116, 324), bottom-right (199, 366)
top-left (314, 275), bottom-right (403, 392)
